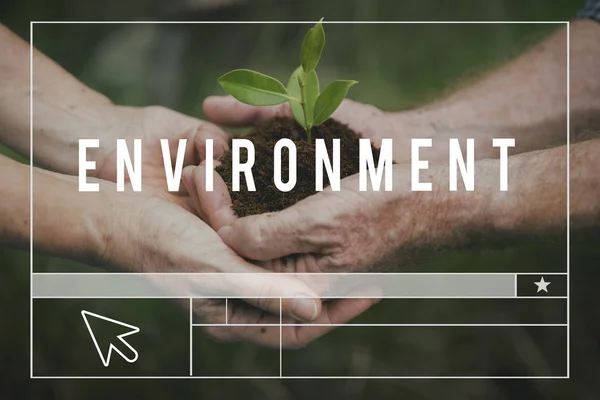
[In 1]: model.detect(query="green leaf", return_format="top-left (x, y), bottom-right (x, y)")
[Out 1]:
top-left (287, 66), bottom-right (319, 128)
top-left (217, 69), bottom-right (289, 106)
top-left (312, 80), bottom-right (358, 126)
top-left (301, 18), bottom-right (325, 73)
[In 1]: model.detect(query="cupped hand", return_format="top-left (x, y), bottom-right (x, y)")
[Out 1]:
top-left (90, 104), bottom-right (229, 200)
top-left (182, 163), bottom-right (429, 274)
top-left (76, 104), bottom-right (375, 347)
top-left (96, 179), bottom-right (377, 348)
top-left (195, 295), bottom-right (378, 349)
top-left (180, 165), bottom-right (385, 342)
top-left (202, 95), bottom-right (411, 161)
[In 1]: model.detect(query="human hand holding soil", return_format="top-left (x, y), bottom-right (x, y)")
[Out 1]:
top-left (2, 151), bottom-right (336, 346)
top-left (89, 166), bottom-right (378, 348)
top-left (89, 104), bottom-right (229, 187)
top-left (74, 103), bottom-right (232, 213)
top-left (183, 158), bottom-right (479, 274)
top-left (29, 95), bottom-right (343, 346)
top-left (0, 23), bottom-right (341, 346)
top-left (203, 95), bottom-right (404, 161)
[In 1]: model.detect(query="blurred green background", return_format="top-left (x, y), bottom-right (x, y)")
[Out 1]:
top-left (1, 0), bottom-right (599, 399)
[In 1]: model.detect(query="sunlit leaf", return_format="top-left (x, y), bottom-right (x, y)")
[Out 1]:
top-left (218, 69), bottom-right (289, 106)
top-left (287, 66), bottom-right (319, 128)
top-left (312, 80), bottom-right (358, 126)
top-left (300, 18), bottom-right (325, 73)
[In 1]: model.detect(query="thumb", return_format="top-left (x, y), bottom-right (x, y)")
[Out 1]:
top-left (190, 122), bottom-right (230, 164)
top-left (218, 209), bottom-right (322, 261)
top-left (158, 251), bottom-right (322, 322)
top-left (216, 266), bottom-right (322, 322)
top-left (203, 95), bottom-right (291, 127)
top-left (185, 163), bottom-right (237, 231)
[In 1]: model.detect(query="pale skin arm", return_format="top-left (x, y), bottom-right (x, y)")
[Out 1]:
top-left (0, 154), bottom-right (106, 259)
top-left (204, 20), bottom-right (600, 164)
top-left (194, 19), bottom-right (600, 269)
top-left (0, 24), bottom-right (229, 181)
top-left (0, 24), bottom-right (113, 173)
top-left (389, 19), bottom-right (600, 164)
top-left (0, 25), bottom-right (386, 344)
top-left (186, 137), bottom-right (599, 272)
top-left (2, 153), bottom-right (368, 335)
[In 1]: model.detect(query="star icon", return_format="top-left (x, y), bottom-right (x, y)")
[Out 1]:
top-left (534, 277), bottom-right (551, 293)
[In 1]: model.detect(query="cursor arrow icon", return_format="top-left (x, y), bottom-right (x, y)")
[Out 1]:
top-left (81, 310), bottom-right (140, 367)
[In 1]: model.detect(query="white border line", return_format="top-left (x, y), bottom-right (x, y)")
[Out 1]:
top-left (29, 20), bottom-right (34, 380)
top-left (566, 20), bottom-right (571, 379)
top-left (29, 20), bottom-right (569, 381)
top-left (30, 21), bottom-right (569, 24)
top-left (31, 271), bottom-right (569, 275)
top-left (30, 296), bottom-right (568, 299)
top-left (189, 298), bottom-right (193, 376)
top-left (31, 375), bottom-right (569, 380)
top-left (192, 323), bottom-right (567, 327)
top-left (279, 298), bottom-right (282, 379)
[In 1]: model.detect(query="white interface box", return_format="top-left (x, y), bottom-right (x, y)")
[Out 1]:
top-left (29, 20), bottom-right (570, 380)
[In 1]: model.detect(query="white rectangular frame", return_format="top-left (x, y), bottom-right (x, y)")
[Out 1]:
top-left (29, 20), bottom-right (570, 380)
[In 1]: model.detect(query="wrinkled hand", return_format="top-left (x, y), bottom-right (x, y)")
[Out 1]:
top-left (202, 95), bottom-right (413, 160)
top-left (179, 168), bottom-right (383, 345)
top-left (182, 161), bottom-right (440, 274)
top-left (96, 178), bottom-right (379, 348)
top-left (87, 104), bottom-right (228, 207)
top-left (188, 96), bottom-right (443, 272)
top-left (76, 104), bottom-right (376, 347)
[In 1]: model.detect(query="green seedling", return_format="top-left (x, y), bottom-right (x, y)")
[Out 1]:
top-left (217, 18), bottom-right (357, 143)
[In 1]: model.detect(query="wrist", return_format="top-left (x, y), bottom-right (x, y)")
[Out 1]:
top-left (385, 163), bottom-right (492, 249)
top-left (416, 159), bottom-right (515, 245)
top-left (31, 168), bottom-right (112, 264)
top-left (90, 189), bottom-right (142, 271)
top-left (32, 101), bottom-right (119, 176)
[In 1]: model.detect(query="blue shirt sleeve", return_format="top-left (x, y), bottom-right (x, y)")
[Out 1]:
top-left (577, 0), bottom-right (600, 22)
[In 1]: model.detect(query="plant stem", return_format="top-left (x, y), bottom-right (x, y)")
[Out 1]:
top-left (297, 76), bottom-right (312, 143)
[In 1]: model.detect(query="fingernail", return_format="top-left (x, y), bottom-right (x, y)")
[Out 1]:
top-left (291, 297), bottom-right (319, 322)
top-left (208, 95), bottom-right (229, 104)
top-left (204, 95), bottom-right (220, 102)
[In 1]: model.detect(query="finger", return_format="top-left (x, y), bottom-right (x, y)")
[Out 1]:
top-left (203, 95), bottom-right (291, 127)
top-left (213, 266), bottom-right (322, 323)
top-left (212, 302), bottom-right (286, 347)
top-left (185, 164), bottom-right (237, 230)
top-left (215, 299), bottom-right (315, 348)
top-left (217, 208), bottom-right (322, 261)
top-left (330, 99), bottom-right (385, 138)
top-left (193, 299), bottom-right (239, 344)
top-left (191, 298), bottom-right (226, 324)
top-left (214, 297), bottom-right (380, 348)
top-left (286, 297), bottom-right (381, 347)
top-left (181, 166), bottom-right (207, 221)
top-left (163, 122), bottom-right (225, 196)
top-left (190, 122), bottom-right (230, 164)
top-left (201, 300), bottom-right (281, 347)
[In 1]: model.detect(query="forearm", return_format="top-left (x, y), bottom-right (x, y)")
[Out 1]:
top-left (0, 25), bottom-right (112, 173)
top-left (388, 20), bottom-right (600, 163)
top-left (0, 154), bottom-right (107, 262)
top-left (483, 138), bottom-right (599, 233)
top-left (405, 138), bottom-right (599, 250)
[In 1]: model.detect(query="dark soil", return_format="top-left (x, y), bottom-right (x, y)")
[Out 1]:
top-left (216, 117), bottom-right (381, 217)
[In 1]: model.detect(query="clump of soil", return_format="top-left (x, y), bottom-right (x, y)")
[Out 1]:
top-left (216, 117), bottom-right (381, 218)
